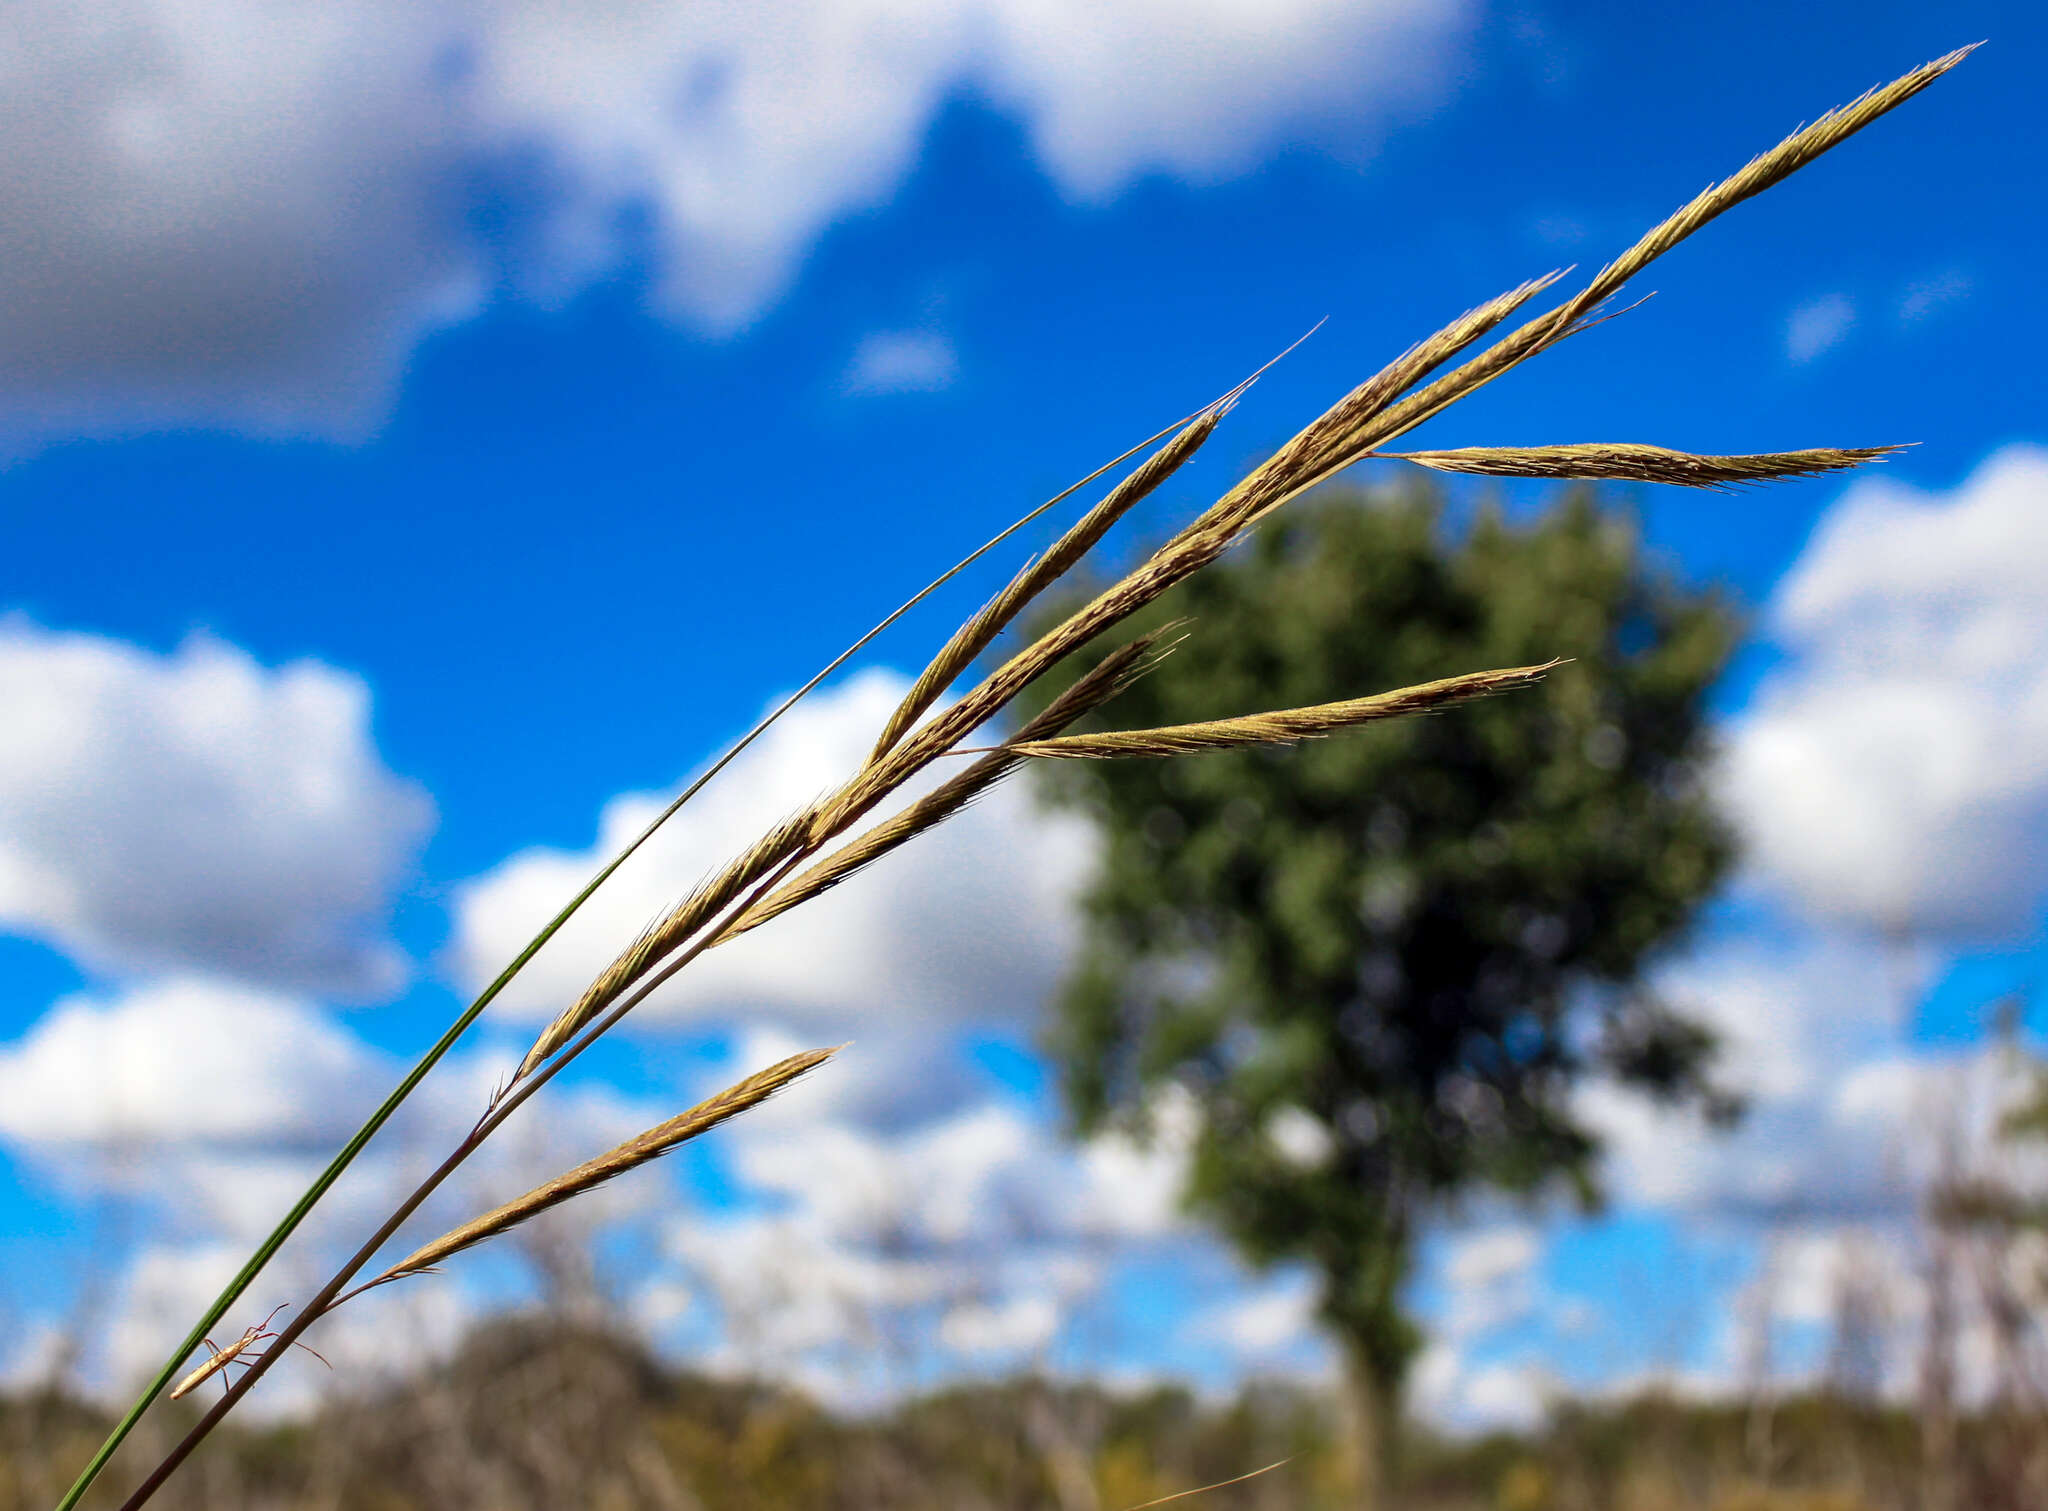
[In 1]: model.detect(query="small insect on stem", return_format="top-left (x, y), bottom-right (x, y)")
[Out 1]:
top-left (167, 1305), bottom-right (331, 1401)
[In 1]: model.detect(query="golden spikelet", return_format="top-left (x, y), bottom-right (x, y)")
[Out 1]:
top-left (516, 812), bottom-right (814, 1079)
top-left (508, 44), bottom-right (1978, 1114)
top-left (1387, 442), bottom-right (1906, 490)
top-left (726, 633), bottom-right (1170, 941)
top-left (1197, 271), bottom-right (1568, 535)
top-left (869, 410), bottom-right (1222, 763)
top-left (373, 1048), bottom-right (837, 1287)
top-left (988, 662), bottom-right (1562, 761)
top-left (792, 23), bottom-right (1958, 840)
top-left (1347, 46), bottom-right (1978, 452)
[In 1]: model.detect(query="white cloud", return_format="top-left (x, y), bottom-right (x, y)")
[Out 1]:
top-left (1571, 439), bottom-right (2048, 1387)
top-left (842, 329), bottom-right (957, 396)
top-left (0, 973), bottom-right (688, 1404)
top-left (0, 981), bottom-right (1223, 1412)
top-left (99, 1238), bottom-right (480, 1414)
top-left (1195, 1271), bottom-right (1322, 1358)
top-left (0, 0), bottom-right (478, 446)
top-left (720, 1047), bottom-right (1195, 1250)
top-left (629, 1031), bottom-right (1219, 1403)
top-left (1445, 1224), bottom-right (1540, 1293)
top-left (1722, 445), bottom-right (2048, 940)
top-left (1577, 923), bottom-right (1956, 1225)
top-left (451, 669), bottom-right (1094, 1042)
top-left (0, 1319), bottom-right (75, 1395)
top-left (0, 0), bottom-right (1472, 444)
top-left (0, 978), bottom-right (380, 1152)
top-left (1898, 269), bottom-right (1973, 324)
top-left (940, 1292), bottom-right (1061, 1354)
top-left (1760, 1227), bottom-right (1910, 1330)
top-left (965, 0), bottom-right (1469, 197)
top-left (1440, 1224), bottom-right (1540, 1341)
top-left (1460, 1360), bottom-right (1549, 1430)
top-left (0, 621), bottom-right (432, 995)
top-left (1410, 1341), bottom-right (1551, 1433)
top-left (1784, 292), bottom-right (1855, 363)
top-left (0, 976), bottom-right (656, 1245)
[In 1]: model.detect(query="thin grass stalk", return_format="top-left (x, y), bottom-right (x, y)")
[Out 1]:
top-left (118, 627), bottom-right (1161, 1501)
top-left (983, 661), bottom-right (1562, 759)
top-left (1185, 271), bottom-right (1568, 537)
top-left (782, 282), bottom-right (1565, 863)
top-left (518, 810), bottom-right (813, 1077)
top-left (113, 807), bottom-right (845, 1511)
top-left (72, 398), bottom-right (1268, 1511)
top-left (531, 272), bottom-right (1616, 1072)
top-left (1387, 442), bottom-right (1905, 490)
top-left (798, 277), bottom-right (1571, 851)
top-left (52, 808), bottom-right (673, 1510)
top-left (113, 624), bottom-right (1167, 1502)
top-left (865, 329), bottom-right (1325, 775)
top-left (1118, 1457), bottom-right (1295, 1510)
top-left (62, 391), bottom-right (1268, 1511)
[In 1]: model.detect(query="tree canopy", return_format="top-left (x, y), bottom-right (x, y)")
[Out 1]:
top-left (1022, 479), bottom-right (1741, 1457)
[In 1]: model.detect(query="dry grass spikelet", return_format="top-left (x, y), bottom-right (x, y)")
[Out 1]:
top-left (869, 410), bottom-right (1222, 762)
top-left (367, 1047), bottom-right (838, 1289)
top-left (986, 662), bottom-right (1563, 761)
top-left (1341, 44), bottom-right (1977, 452)
top-left (517, 811), bottom-right (815, 1078)
top-left (1194, 272), bottom-right (1567, 534)
top-left (1388, 442), bottom-right (1906, 490)
top-left (727, 632), bottom-right (1172, 940)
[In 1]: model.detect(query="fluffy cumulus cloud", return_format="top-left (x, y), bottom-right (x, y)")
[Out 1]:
top-left (0, 657), bottom-right (1291, 1410)
top-left (1562, 442), bottom-right (2048, 1409)
top-left (0, 978), bottom-right (381, 1155)
top-left (1411, 1342), bottom-right (1551, 1434)
top-left (0, 0), bottom-right (1471, 444)
top-left (641, 1032), bottom-right (1228, 1405)
top-left (0, 974), bottom-right (647, 1222)
top-left (0, 971), bottom-right (670, 1402)
top-left (1722, 445), bottom-right (2048, 940)
top-left (1579, 923), bottom-right (1968, 1231)
top-left (452, 668), bottom-right (1093, 1040)
top-left (1440, 1225), bottom-right (1541, 1339)
top-left (842, 329), bottom-right (958, 397)
top-left (1571, 929), bottom-right (2048, 1412)
top-left (0, 621), bottom-right (432, 995)
top-left (1784, 292), bottom-right (1855, 363)
top-left (0, 0), bottom-right (479, 446)
top-left (92, 1238), bottom-right (481, 1414)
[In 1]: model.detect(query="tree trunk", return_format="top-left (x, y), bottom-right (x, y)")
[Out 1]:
top-left (1340, 1347), bottom-right (1398, 1511)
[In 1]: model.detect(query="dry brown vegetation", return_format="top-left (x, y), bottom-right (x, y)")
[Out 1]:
top-left (8, 1320), bottom-right (2047, 1511)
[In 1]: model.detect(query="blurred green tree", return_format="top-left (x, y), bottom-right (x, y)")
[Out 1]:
top-left (1021, 479), bottom-right (1742, 1497)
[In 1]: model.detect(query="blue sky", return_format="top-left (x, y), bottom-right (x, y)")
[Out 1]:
top-left (2, 0), bottom-right (2045, 1430)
